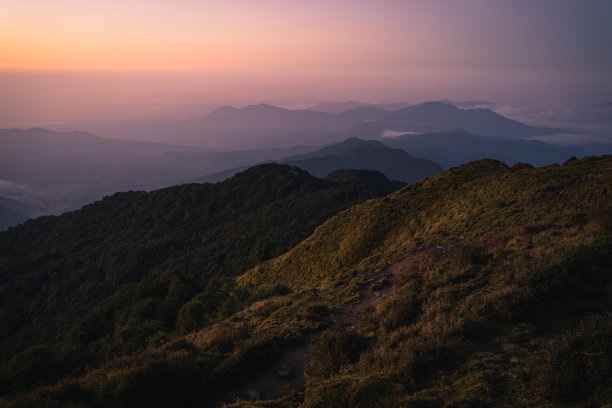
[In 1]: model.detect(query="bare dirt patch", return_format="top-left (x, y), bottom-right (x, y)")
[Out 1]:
top-left (216, 224), bottom-right (548, 405)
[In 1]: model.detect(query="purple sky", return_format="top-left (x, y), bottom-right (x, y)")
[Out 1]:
top-left (1, 0), bottom-right (611, 127)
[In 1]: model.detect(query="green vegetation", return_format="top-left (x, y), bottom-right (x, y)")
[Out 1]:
top-left (0, 164), bottom-right (382, 394)
top-left (325, 168), bottom-right (407, 194)
top-left (1, 156), bottom-right (611, 407)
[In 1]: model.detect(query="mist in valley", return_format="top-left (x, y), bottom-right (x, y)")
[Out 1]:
top-left (1, 0), bottom-right (611, 230)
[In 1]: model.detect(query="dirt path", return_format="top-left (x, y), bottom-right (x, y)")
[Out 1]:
top-left (215, 245), bottom-right (452, 406)
top-left (215, 224), bottom-right (551, 406)
top-left (215, 342), bottom-right (310, 405)
top-left (332, 244), bottom-right (452, 330)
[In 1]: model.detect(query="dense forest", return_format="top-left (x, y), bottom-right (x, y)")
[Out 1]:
top-left (0, 164), bottom-right (387, 393)
top-left (1, 156), bottom-right (611, 407)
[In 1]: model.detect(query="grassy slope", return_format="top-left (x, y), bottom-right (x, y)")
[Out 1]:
top-left (0, 164), bottom-right (383, 394)
top-left (241, 158), bottom-right (609, 289)
top-left (3, 156), bottom-right (611, 407)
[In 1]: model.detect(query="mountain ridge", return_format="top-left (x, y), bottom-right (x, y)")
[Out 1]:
top-left (3, 155), bottom-right (610, 407)
top-left (382, 131), bottom-right (588, 168)
top-left (0, 163), bottom-right (383, 368)
top-left (194, 137), bottom-right (443, 184)
top-left (48, 101), bottom-right (566, 148)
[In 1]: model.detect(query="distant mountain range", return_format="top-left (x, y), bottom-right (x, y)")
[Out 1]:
top-left (381, 131), bottom-right (588, 168)
top-left (307, 101), bottom-right (413, 113)
top-left (282, 137), bottom-right (442, 182)
top-left (325, 168), bottom-right (407, 194)
top-left (0, 101), bottom-right (593, 230)
top-left (326, 102), bottom-right (567, 143)
top-left (50, 101), bottom-right (566, 148)
top-left (194, 128), bottom-right (589, 184)
top-left (2, 155), bottom-right (610, 407)
top-left (0, 128), bottom-right (319, 230)
top-left (194, 137), bottom-right (443, 184)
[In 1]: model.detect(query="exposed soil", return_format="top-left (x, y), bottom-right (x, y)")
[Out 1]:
top-left (215, 224), bottom-right (548, 406)
top-left (215, 245), bottom-right (452, 406)
top-left (475, 223), bottom-right (552, 248)
top-left (332, 244), bottom-right (452, 330)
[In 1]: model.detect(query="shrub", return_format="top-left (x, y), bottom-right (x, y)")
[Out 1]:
top-left (302, 303), bottom-right (329, 321)
top-left (0, 346), bottom-right (58, 392)
top-left (198, 322), bottom-right (249, 353)
top-left (250, 236), bottom-right (279, 264)
top-left (449, 243), bottom-right (487, 270)
top-left (176, 299), bottom-right (210, 334)
top-left (305, 329), bottom-right (370, 381)
top-left (537, 314), bottom-right (612, 401)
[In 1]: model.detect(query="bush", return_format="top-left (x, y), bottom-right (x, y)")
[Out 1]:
top-left (537, 314), bottom-right (612, 401)
top-left (302, 303), bottom-right (329, 321)
top-left (305, 329), bottom-right (370, 381)
top-left (449, 243), bottom-right (487, 270)
top-left (109, 357), bottom-right (212, 408)
top-left (199, 322), bottom-right (249, 353)
top-left (358, 284), bottom-right (422, 333)
top-left (250, 236), bottom-right (279, 264)
top-left (176, 299), bottom-right (210, 334)
top-left (347, 374), bottom-right (404, 408)
top-left (0, 346), bottom-right (58, 392)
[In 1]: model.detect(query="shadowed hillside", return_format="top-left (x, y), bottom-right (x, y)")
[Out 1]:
top-left (2, 156), bottom-right (611, 407)
top-left (196, 137), bottom-right (442, 184)
top-left (382, 131), bottom-right (587, 168)
top-left (0, 128), bottom-right (322, 229)
top-left (0, 164), bottom-right (383, 385)
top-left (325, 169), bottom-right (406, 194)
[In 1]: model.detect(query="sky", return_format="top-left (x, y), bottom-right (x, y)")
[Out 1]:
top-left (1, 0), bottom-right (611, 127)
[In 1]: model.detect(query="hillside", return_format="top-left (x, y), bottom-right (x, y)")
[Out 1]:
top-left (382, 131), bottom-right (587, 168)
top-left (196, 137), bottom-right (442, 184)
top-left (325, 169), bottom-right (406, 194)
top-left (0, 164), bottom-right (383, 388)
top-left (383, 102), bottom-right (565, 138)
top-left (283, 138), bottom-right (441, 183)
top-left (0, 128), bottom-right (320, 229)
top-left (307, 101), bottom-right (413, 114)
top-left (2, 156), bottom-right (611, 407)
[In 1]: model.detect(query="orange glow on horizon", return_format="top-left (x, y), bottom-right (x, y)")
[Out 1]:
top-left (1, 0), bottom-right (609, 117)
top-left (0, 1), bottom-right (426, 73)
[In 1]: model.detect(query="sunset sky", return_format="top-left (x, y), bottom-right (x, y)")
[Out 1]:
top-left (1, 0), bottom-right (611, 126)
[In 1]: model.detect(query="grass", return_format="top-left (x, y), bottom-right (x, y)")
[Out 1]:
top-left (3, 156), bottom-right (611, 407)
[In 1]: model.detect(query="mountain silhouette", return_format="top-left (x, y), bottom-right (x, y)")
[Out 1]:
top-left (3, 155), bottom-right (610, 407)
top-left (382, 131), bottom-right (588, 168)
top-left (308, 101), bottom-right (413, 114)
top-left (382, 102), bottom-right (566, 138)
top-left (325, 168), bottom-right (406, 194)
top-left (50, 101), bottom-right (564, 148)
top-left (0, 163), bottom-right (382, 367)
top-left (195, 137), bottom-right (442, 184)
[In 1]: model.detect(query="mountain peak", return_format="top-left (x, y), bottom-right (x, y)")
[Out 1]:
top-left (411, 101), bottom-right (459, 111)
top-left (242, 103), bottom-right (287, 113)
top-left (337, 136), bottom-right (385, 149)
top-left (207, 105), bottom-right (239, 118)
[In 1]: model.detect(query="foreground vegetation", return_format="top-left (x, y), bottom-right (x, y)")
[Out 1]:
top-left (1, 156), bottom-right (611, 407)
top-left (0, 164), bottom-right (384, 394)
